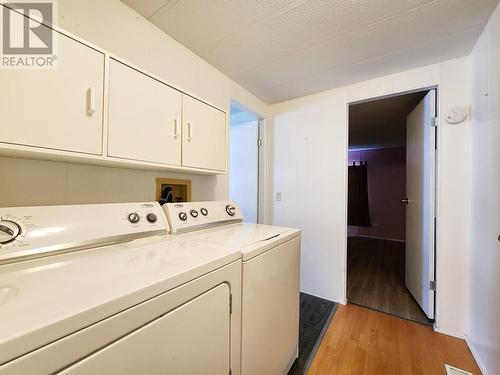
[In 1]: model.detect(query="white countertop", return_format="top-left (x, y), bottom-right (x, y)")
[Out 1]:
top-left (0, 235), bottom-right (240, 365)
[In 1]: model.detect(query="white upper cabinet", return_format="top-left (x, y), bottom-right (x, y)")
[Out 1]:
top-left (182, 95), bottom-right (226, 171)
top-left (107, 59), bottom-right (182, 165)
top-left (0, 8), bottom-right (227, 174)
top-left (0, 26), bottom-right (104, 155)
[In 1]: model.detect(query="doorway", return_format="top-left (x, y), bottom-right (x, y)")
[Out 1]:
top-left (346, 90), bottom-right (436, 325)
top-left (229, 101), bottom-right (262, 223)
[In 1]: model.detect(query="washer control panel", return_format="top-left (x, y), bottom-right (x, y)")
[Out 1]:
top-left (0, 202), bottom-right (169, 264)
top-left (163, 201), bottom-right (243, 234)
top-left (0, 220), bottom-right (22, 245)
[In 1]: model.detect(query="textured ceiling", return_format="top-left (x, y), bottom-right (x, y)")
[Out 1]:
top-left (349, 91), bottom-right (427, 149)
top-left (122, 0), bottom-right (499, 104)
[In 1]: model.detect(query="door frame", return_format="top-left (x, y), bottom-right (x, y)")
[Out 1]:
top-left (229, 100), bottom-right (266, 224)
top-left (344, 85), bottom-right (439, 322)
top-left (257, 119), bottom-right (264, 223)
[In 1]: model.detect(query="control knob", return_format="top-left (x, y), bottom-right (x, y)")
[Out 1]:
top-left (179, 212), bottom-right (188, 221)
top-left (226, 205), bottom-right (236, 217)
top-left (146, 213), bottom-right (157, 223)
top-left (200, 208), bottom-right (208, 216)
top-left (0, 220), bottom-right (21, 245)
top-left (190, 210), bottom-right (199, 218)
top-left (128, 212), bottom-right (140, 224)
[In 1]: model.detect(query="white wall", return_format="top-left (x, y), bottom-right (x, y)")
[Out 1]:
top-left (0, 157), bottom-right (225, 207)
top-left (231, 81), bottom-right (268, 119)
top-left (434, 58), bottom-right (472, 339)
top-left (0, 0), bottom-right (268, 207)
top-left (468, 3), bottom-right (500, 374)
top-left (269, 57), bottom-right (471, 338)
top-left (229, 121), bottom-right (259, 223)
top-left (271, 87), bottom-right (348, 301)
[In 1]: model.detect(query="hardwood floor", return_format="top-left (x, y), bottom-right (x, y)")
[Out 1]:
top-left (347, 236), bottom-right (432, 325)
top-left (308, 304), bottom-right (481, 375)
top-left (288, 293), bottom-right (337, 375)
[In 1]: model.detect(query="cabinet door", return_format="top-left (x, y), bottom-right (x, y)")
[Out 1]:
top-left (59, 284), bottom-right (231, 375)
top-left (182, 95), bottom-right (226, 171)
top-left (108, 60), bottom-right (182, 165)
top-left (0, 18), bottom-right (104, 154)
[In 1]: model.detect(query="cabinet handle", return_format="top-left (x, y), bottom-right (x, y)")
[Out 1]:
top-left (87, 87), bottom-right (96, 116)
top-left (174, 118), bottom-right (180, 139)
top-left (187, 122), bottom-right (193, 142)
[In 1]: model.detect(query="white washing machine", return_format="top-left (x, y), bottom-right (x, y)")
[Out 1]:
top-left (0, 202), bottom-right (242, 375)
top-left (163, 201), bottom-right (301, 375)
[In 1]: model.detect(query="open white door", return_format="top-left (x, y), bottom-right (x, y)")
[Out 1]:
top-left (405, 90), bottom-right (436, 319)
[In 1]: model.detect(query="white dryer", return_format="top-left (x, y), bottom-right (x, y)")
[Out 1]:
top-left (163, 201), bottom-right (301, 375)
top-left (0, 202), bottom-right (242, 375)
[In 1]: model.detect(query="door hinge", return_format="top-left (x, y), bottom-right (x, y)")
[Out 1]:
top-left (257, 139), bottom-right (262, 148)
top-left (229, 294), bottom-right (232, 314)
top-left (430, 281), bottom-right (436, 291)
top-left (431, 117), bottom-right (439, 127)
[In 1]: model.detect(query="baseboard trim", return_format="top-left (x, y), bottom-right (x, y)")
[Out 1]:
top-left (347, 234), bottom-right (405, 243)
top-left (433, 326), bottom-right (465, 339)
top-left (300, 289), bottom-right (343, 304)
top-left (465, 335), bottom-right (489, 375)
top-left (301, 303), bottom-right (338, 375)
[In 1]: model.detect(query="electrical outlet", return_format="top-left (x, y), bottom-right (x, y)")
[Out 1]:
top-left (276, 192), bottom-right (282, 201)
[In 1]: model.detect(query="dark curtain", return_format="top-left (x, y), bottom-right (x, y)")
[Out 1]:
top-left (348, 162), bottom-right (371, 227)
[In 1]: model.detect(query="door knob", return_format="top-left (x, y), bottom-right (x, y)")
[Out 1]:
top-left (401, 198), bottom-right (409, 204)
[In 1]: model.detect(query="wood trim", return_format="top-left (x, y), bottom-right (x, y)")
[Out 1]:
top-left (155, 178), bottom-right (192, 202)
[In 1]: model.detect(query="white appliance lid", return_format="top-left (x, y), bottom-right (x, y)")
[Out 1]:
top-left (186, 223), bottom-right (300, 257)
top-left (0, 235), bottom-right (240, 365)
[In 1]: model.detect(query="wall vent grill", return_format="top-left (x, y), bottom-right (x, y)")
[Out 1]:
top-left (445, 364), bottom-right (472, 375)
